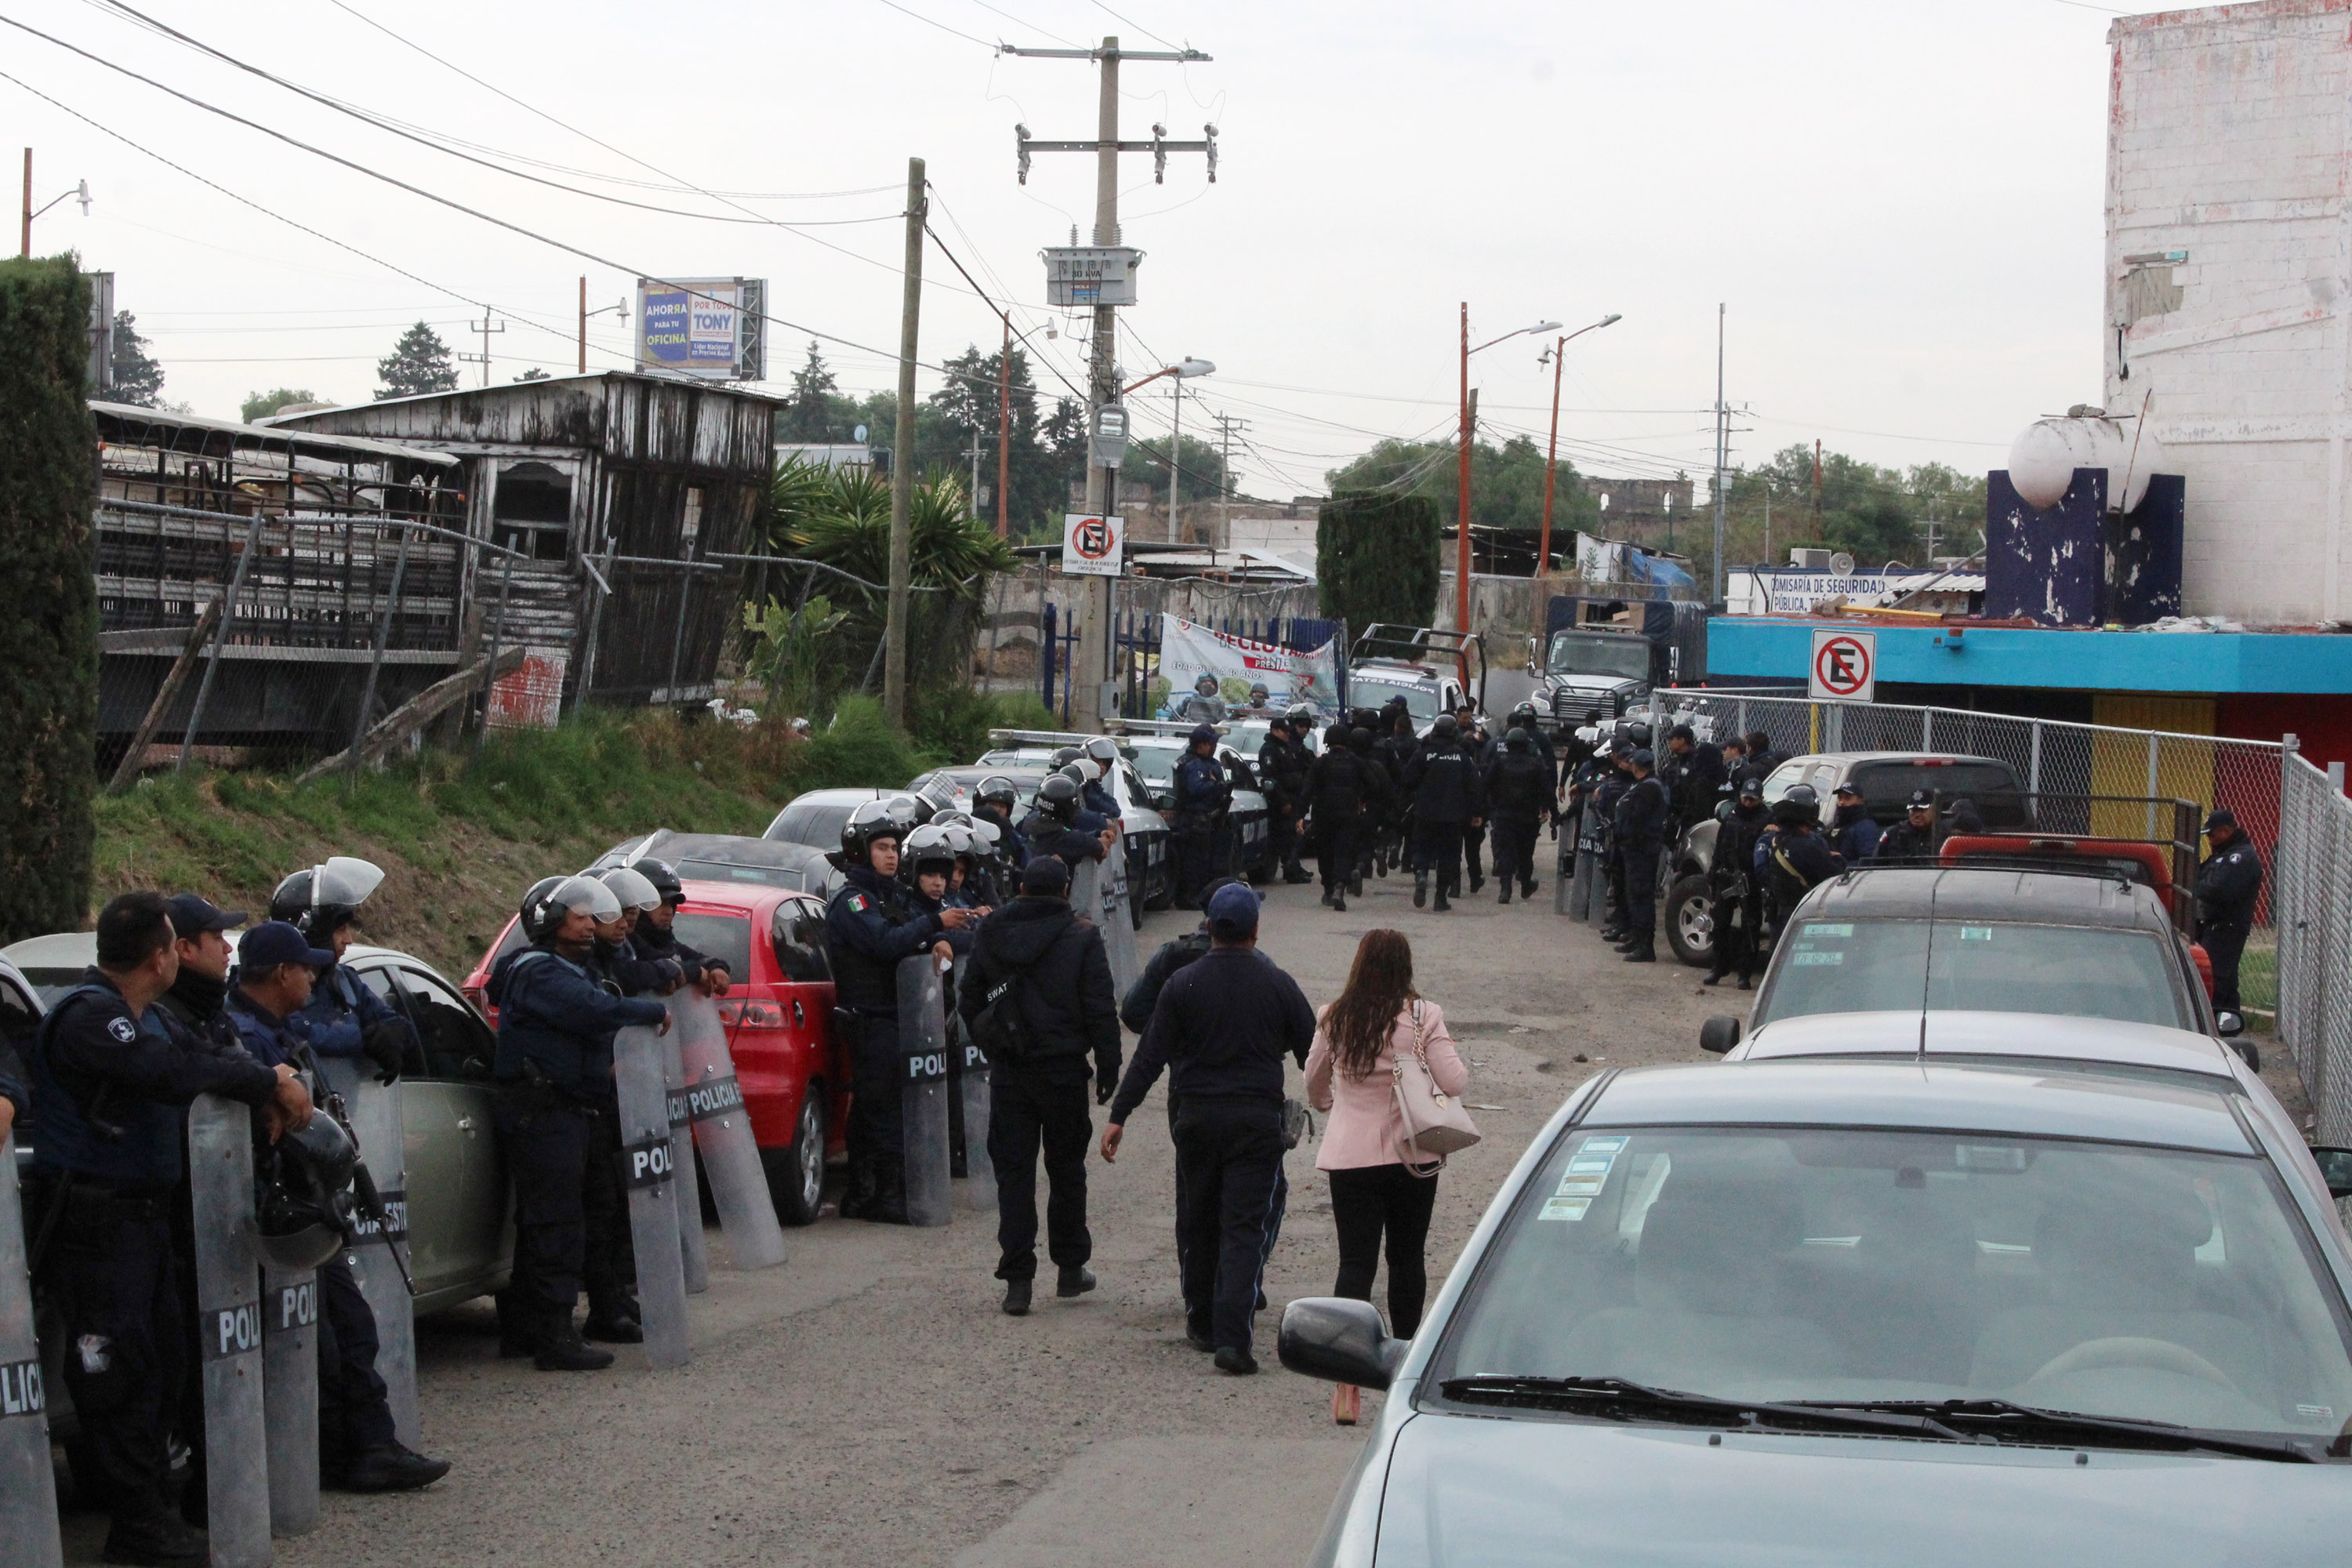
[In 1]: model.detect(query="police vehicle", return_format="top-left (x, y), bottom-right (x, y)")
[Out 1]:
top-left (1103, 723), bottom-right (1276, 884)
top-left (1347, 624), bottom-right (1489, 738)
top-left (1525, 594), bottom-right (1710, 733)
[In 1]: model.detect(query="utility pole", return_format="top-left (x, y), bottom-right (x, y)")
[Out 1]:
top-left (459, 314), bottom-right (505, 387)
top-left (883, 154), bottom-right (925, 727)
top-left (1005, 35), bottom-right (1214, 729)
top-left (18, 148), bottom-right (29, 259)
top-left (1711, 303), bottom-right (1727, 605)
top-left (1457, 302), bottom-right (1472, 631)
top-left (1164, 378), bottom-right (1183, 542)
top-left (1210, 412), bottom-right (1248, 502)
top-left (997, 317), bottom-right (1011, 540)
top-left (964, 432), bottom-right (986, 521)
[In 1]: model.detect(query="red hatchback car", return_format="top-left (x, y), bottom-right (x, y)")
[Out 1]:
top-left (462, 879), bottom-right (846, 1225)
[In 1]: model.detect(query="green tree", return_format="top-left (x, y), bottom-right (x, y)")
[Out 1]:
top-left (779, 340), bottom-right (857, 441)
top-left (1317, 492), bottom-right (1441, 633)
top-left (514, 367), bottom-right (551, 383)
top-left (0, 257), bottom-right (99, 939)
top-left (1128, 430), bottom-right (1229, 503)
top-left (240, 387), bottom-right (318, 422)
top-left (100, 310), bottom-right (165, 406)
top-left (927, 343), bottom-right (1073, 532)
top-left (375, 321), bottom-right (458, 399)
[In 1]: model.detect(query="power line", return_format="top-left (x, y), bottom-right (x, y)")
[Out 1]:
top-left (873, 0), bottom-right (1000, 49)
top-left (1090, 0), bottom-right (1185, 51)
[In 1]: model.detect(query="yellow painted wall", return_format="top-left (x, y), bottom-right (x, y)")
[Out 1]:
top-left (2089, 694), bottom-right (2216, 839)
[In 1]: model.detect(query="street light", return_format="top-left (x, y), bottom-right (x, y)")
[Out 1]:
top-left (1458, 311), bottom-right (1559, 631)
top-left (1537, 313), bottom-right (1624, 584)
top-left (1120, 360), bottom-right (1217, 542)
top-left (18, 147), bottom-right (90, 259)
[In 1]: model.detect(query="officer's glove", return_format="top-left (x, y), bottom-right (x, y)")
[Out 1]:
top-left (361, 1019), bottom-right (408, 1084)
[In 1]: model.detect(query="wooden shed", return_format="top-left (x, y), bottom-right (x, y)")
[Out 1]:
top-left (274, 372), bottom-right (781, 718)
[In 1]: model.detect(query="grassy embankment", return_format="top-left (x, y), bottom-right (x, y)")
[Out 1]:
top-left (89, 694), bottom-right (1051, 977)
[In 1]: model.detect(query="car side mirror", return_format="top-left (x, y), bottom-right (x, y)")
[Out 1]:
top-left (1277, 1297), bottom-right (1410, 1391)
top-left (1152, 790), bottom-right (1175, 811)
top-left (2311, 1147), bottom-right (2352, 1200)
top-left (1700, 1016), bottom-right (1742, 1054)
top-left (2216, 1010), bottom-right (2245, 1038)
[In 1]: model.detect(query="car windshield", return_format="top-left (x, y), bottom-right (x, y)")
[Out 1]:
top-left (1429, 1124), bottom-right (2352, 1439)
top-left (671, 912), bottom-right (752, 978)
top-left (675, 858), bottom-right (805, 891)
top-left (1349, 677), bottom-right (1440, 720)
top-left (1547, 631), bottom-right (1652, 681)
top-left (1127, 742), bottom-right (1181, 786)
top-left (767, 797), bottom-right (862, 849)
top-left (1753, 919), bottom-right (2191, 1030)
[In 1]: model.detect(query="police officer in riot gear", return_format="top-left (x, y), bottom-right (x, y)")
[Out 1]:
top-left (627, 858), bottom-right (732, 994)
top-left (1758, 784), bottom-right (1841, 938)
top-left (1508, 700), bottom-right (1559, 786)
top-left (1257, 713), bottom-right (1315, 884)
top-left (225, 922), bottom-right (448, 1491)
top-left (1172, 724), bottom-right (1232, 907)
top-left (1484, 728), bottom-right (1552, 904)
top-left (902, 825), bottom-right (978, 958)
top-left (489, 877), bottom-right (669, 1371)
top-left (1662, 723), bottom-right (1726, 836)
top-left (572, 866), bottom-right (677, 1344)
top-left (1704, 778), bottom-right (1770, 989)
top-left (973, 775), bottom-right (1032, 873)
top-left (826, 803), bottom-right (974, 1221)
top-left (1174, 673), bottom-right (1228, 724)
top-left (2195, 809), bottom-right (2264, 1013)
top-left (27, 892), bottom-right (309, 1566)
top-left (1306, 731), bottom-right (1385, 912)
top-left (1403, 713), bottom-right (1485, 912)
top-left (1593, 744), bottom-right (1636, 938)
top-left (269, 861), bottom-right (417, 1087)
top-left (1452, 704), bottom-right (1497, 895)
top-left (1612, 749), bottom-right (1671, 962)
top-left (1024, 773), bottom-right (1115, 871)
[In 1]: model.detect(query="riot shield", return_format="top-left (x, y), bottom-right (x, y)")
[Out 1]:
top-left (0, 1131), bottom-right (61, 1568)
top-left (187, 1093), bottom-right (269, 1567)
top-left (672, 993), bottom-right (787, 1271)
top-left (316, 1058), bottom-right (418, 1450)
top-left (613, 1022), bottom-right (690, 1369)
top-left (1098, 853), bottom-right (1142, 1000)
top-left (661, 1028), bottom-right (709, 1294)
top-left (960, 1036), bottom-right (996, 1214)
top-left (1567, 847), bottom-right (1593, 920)
top-left (895, 956), bottom-right (953, 1228)
top-left (262, 1265), bottom-right (318, 1536)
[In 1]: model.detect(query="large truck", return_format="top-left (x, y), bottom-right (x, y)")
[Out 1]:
top-left (1525, 594), bottom-right (1710, 735)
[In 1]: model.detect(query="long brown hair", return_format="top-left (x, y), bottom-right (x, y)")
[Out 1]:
top-left (1325, 929), bottom-right (1418, 1079)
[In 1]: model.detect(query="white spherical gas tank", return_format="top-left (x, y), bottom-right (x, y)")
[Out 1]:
top-left (2008, 416), bottom-right (2170, 513)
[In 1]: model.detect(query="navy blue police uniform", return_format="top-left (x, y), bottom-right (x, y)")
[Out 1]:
top-left (1172, 743), bottom-right (1232, 906)
top-left (2196, 829), bottom-right (2265, 1014)
top-left (825, 862), bottom-right (946, 1218)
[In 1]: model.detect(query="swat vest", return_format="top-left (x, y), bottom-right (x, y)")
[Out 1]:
top-left (29, 982), bottom-right (186, 1188)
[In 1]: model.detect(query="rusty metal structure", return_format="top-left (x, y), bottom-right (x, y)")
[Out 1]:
top-left (93, 402), bottom-right (472, 750)
top-left (275, 372), bottom-right (780, 716)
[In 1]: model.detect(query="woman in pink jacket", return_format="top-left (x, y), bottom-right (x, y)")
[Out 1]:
top-left (1304, 928), bottom-right (1469, 1424)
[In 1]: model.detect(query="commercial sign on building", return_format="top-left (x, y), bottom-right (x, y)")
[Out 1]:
top-left (634, 277), bottom-right (767, 380)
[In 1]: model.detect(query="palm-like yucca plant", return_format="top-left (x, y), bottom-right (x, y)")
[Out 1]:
top-left (781, 464), bottom-right (1014, 601)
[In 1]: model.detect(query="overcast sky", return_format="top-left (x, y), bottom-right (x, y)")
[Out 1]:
top-left (8, 0), bottom-right (2120, 495)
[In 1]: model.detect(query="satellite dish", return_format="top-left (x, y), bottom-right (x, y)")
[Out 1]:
top-left (1828, 552), bottom-right (1856, 575)
top-left (854, 424), bottom-right (869, 443)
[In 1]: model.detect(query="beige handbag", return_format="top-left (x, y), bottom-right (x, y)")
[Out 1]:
top-left (1393, 1001), bottom-right (1480, 1175)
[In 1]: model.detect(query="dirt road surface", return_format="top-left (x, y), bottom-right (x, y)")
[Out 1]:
top-left (54, 862), bottom-right (1767, 1566)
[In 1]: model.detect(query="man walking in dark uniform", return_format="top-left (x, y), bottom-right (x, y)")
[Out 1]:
top-left (1704, 778), bottom-right (1770, 989)
top-left (1613, 749), bottom-right (1671, 962)
top-left (1404, 713), bottom-right (1486, 912)
top-left (1258, 711), bottom-right (1316, 884)
top-left (1307, 728), bottom-right (1384, 912)
top-left (826, 800), bottom-right (975, 1222)
top-left (488, 876), bottom-right (669, 1371)
top-left (1483, 727), bottom-right (1553, 903)
top-left (1104, 884), bottom-right (1315, 1375)
top-left (27, 892), bottom-right (309, 1566)
top-left (2195, 809), bottom-right (2264, 1014)
top-left (957, 857), bottom-right (1120, 1316)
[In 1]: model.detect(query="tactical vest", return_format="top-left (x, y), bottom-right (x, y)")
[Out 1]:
top-left (29, 983), bottom-right (186, 1188)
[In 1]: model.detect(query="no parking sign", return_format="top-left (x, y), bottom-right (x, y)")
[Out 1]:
top-left (1061, 511), bottom-right (1124, 577)
top-left (1809, 628), bottom-right (1876, 703)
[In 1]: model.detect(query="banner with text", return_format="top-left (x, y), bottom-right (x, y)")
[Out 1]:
top-left (1158, 615), bottom-right (1341, 717)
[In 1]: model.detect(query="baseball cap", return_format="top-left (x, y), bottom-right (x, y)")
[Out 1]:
top-left (1020, 856), bottom-right (1072, 895)
top-left (166, 893), bottom-right (247, 936)
top-left (2204, 808), bottom-right (2238, 834)
top-left (1737, 775), bottom-right (1764, 799)
top-left (1206, 881), bottom-right (1261, 940)
top-left (1906, 788), bottom-right (1935, 808)
top-left (240, 920), bottom-right (334, 974)
top-left (1834, 782), bottom-right (1861, 798)
top-left (1631, 748), bottom-right (1655, 769)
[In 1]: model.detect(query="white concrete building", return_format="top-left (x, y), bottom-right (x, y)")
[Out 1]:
top-left (2107, 0), bottom-right (2352, 625)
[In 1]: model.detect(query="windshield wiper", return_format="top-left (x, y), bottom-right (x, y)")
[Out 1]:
top-left (1793, 1398), bottom-right (2328, 1464)
top-left (1439, 1375), bottom-right (1969, 1442)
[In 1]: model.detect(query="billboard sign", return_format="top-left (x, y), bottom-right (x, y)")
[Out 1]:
top-left (634, 277), bottom-right (766, 380)
top-left (1157, 616), bottom-right (1341, 717)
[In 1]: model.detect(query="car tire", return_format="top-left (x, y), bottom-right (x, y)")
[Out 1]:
top-left (761, 1087), bottom-right (827, 1227)
top-left (1664, 873), bottom-right (1715, 967)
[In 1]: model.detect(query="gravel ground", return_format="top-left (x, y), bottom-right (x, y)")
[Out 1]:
top-left (67, 848), bottom-right (2256, 1565)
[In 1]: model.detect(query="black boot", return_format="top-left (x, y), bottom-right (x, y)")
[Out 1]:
top-left (101, 1507), bottom-right (207, 1568)
top-left (1522, 880), bottom-right (1538, 898)
top-left (1433, 883), bottom-right (1451, 911)
top-left (1468, 871), bottom-right (1485, 895)
top-left (1498, 884), bottom-right (1512, 905)
top-left (535, 1319), bottom-right (615, 1373)
top-left (839, 1154), bottom-right (878, 1220)
top-left (1737, 974), bottom-right (1752, 990)
top-left (1330, 892), bottom-right (1346, 912)
top-left (1057, 1265), bottom-right (1098, 1298)
top-left (869, 1162), bottom-right (911, 1225)
top-left (1623, 935), bottom-right (1657, 963)
top-left (338, 1442), bottom-right (452, 1494)
top-left (1002, 1278), bottom-right (1032, 1316)
top-left (583, 1308), bottom-right (644, 1344)
top-left (1701, 969), bottom-right (1728, 986)
top-left (1414, 871), bottom-right (1428, 908)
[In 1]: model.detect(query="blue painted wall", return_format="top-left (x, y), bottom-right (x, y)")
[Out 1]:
top-left (1707, 617), bottom-right (2352, 695)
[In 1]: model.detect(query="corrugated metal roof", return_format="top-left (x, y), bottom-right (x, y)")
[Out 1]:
top-left (92, 401), bottom-right (462, 468)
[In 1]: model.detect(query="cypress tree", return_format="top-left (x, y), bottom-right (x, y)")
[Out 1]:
top-left (0, 257), bottom-right (99, 940)
top-left (1316, 491), bottom-right (1441, 633)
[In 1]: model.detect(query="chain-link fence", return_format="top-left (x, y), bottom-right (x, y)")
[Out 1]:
top-left (2276, 752), bottom-right (2352, 1142)
top-left (1658, 686), bottom-right (2288, 1013)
